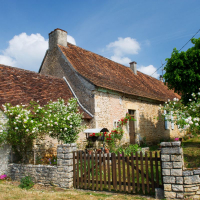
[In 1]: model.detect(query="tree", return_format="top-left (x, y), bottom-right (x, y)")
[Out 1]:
top-left (164, 38), bottom-right (200, 104)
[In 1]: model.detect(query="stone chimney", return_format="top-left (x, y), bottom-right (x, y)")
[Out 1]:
top-left (159, 75), bottom-right (164, 82)
top-left (49, 28), bottom-right (67, 50)
top-left (129, 61), bottom-right (137, 75)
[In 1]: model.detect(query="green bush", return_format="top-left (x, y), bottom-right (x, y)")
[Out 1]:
top-left (19, 176), bottom-right (34, 189)
top-left (115, 144), bottom-right (141, 156)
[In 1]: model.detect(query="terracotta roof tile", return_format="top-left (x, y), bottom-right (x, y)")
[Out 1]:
top-left (59, 43), bottom-right (181, 102)
top-left (0, 64), bottom-right (91, 119)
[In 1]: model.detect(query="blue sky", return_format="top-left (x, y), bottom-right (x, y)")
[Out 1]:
top-left (0, 0), bottom-right (199, 79)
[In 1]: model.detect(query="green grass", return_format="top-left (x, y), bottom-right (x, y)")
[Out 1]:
top-left (182, 135), bottom-right (200, 168)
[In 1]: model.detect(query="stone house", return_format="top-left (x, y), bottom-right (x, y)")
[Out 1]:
top-left (39, 28), bottom-right (182, 146)
top-left (0, 64), bottom-right (91, 173)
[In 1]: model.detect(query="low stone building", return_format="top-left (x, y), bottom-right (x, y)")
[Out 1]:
top-left (39, 28), bottom-right (182, 145)
top-left (0, 64), bottom-right (91, 173)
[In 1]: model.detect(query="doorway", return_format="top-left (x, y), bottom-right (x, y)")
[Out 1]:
top-left (128, 109), bottom-right (136, 144)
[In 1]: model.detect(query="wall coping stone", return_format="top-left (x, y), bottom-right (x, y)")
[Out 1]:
top-left (160, 141), bottom-right (181, 147)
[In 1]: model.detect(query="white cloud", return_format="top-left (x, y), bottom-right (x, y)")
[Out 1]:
top-left (110, 55), bottom-right (131, 66)
top-left (106, 37), bottom-right (140, 66)
top-left (0, 32), bottom-right (76, 72)
top-left (68, 35), bottom-right (76, 45)
top-left (137, 65), bottom-right (160, 79)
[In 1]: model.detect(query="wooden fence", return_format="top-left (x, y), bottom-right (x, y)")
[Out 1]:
top-left (73, 151), bottom-right (163, 194)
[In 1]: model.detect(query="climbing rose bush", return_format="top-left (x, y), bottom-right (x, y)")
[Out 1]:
top-left (43, 98), bottom-right (83, 143)
top-left (0, 98), bottom-right (82, 162)
top-left (161, 91), bottom-right (200, 133)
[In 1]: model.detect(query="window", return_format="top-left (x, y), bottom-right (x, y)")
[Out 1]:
top-left (113, 120), bottom-right (120, 128)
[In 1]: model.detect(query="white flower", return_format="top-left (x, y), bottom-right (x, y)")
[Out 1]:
top-left (0, 130), bottom-right (3, 133)
top-left (26, 129), bottom-right (29, 132)
top-left (70, 125), bottom-right (72, 128)
top-left (168, 99), bottom-right (170, 102)
top-left (189, 121), bottom-right (193, 125)
top-left (195, 123), bottom-right (199, 126)
top-left (31, 120), bottom-right (33, 123)
top-left (64, 127), bottom-right (67, 130)
top-left (15, 127), bottom-right (18, 130)
top-left (54, 122), bottom-right (58, 125)
top-left (189, 99), bottom-right (192, 101)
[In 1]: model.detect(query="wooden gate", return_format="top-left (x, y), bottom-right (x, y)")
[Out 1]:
top-left (73, 151), bottom-right (163, 194)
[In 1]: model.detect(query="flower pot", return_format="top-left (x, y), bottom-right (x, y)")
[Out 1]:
top-left (87, 150), bottom-right (93, 155)
top-left (97, 149), bottom-right (102, 154)
top-left (104, 148), bottom-right (109, 153)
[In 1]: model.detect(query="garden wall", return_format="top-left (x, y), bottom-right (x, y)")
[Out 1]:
top-left (161, 141), bottom-right (200, 199)
top-left (7, 143), bottom-right (76, 188)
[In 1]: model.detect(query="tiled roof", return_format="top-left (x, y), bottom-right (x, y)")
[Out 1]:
top-left (0, 64), bottom-right (91, 119)
top-left (59, 43), bottom-right (181, 102)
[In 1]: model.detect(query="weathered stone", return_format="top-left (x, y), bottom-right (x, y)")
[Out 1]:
top-left (171, 141), bottom-right (181, 146)
top-left (164, 184), bottom-right (171, 191)
top-left (171, 169), bottom-right (182, 176)
top-left (155, 188), bottom-right (164, 199)
top-left (197, 190), bottom-right (200, 194)
top-left (162, 162), bottom-right (173, 169)
top-left (160, 142), bottom-right (172, 147)
top-left (194, 170), bottom-right (200, 175)
top-left (184, 192), bottom-right (196, 196)
top-left (161, 154), bottom-right (170, 161)
top-left (176, 177), bottom-right (183, 184)
top-left (64, 153), bottom-right (73, 159)
top-left (184, 175), bottom-right (200, 184)
top-left (164, 191), bottom-right (176, 198)
top-left (172, 184), bottom-right (183, 191)
top-left (171, 154), bottom-right (182, 162)
top-left (184, 184), bottom-right (197, 187)
top-left (176, 193), bottom-right (184, 199)
top-left (161, 147), bottom-right (182, 155)
top-left (163, 176), bottom-right (175, 183)
top-left (162, 169), bottom-right (170, 176)
top-left (183, 170), bottom-right (193, 176)
top-left (193, 195), bottom-right (200, 200)
top-left (173, 161), bottom-right (183, 168)
top-left (184, 186), bottom-right (199, 192)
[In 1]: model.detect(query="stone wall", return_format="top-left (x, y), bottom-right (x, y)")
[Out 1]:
top-left (161, 141), bottom-right (200, 199)
top-left (94, 90), bottom-right (181, 144)
top-left (0, 110), bottom-right (11, 175)
top-left (8, 143), bottom-right (76, 188)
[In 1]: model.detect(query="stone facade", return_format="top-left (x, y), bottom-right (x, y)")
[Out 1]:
top-left (8, 143), bottom-right (76, 188)
top-left (94, 90), bottom-right (181, 144)
top-left (161, 141), bottom-right (200, 199)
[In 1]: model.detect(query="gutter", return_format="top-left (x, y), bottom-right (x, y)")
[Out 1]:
top-left (63, 76), bottom-right (94, 118)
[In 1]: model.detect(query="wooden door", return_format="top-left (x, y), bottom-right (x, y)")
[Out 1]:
top-left (129, 110), bottom-right (135, 144)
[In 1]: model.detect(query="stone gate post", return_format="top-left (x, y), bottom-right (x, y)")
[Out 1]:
top-left (56, 143), bottom-right (77, 188)
top-left (160, 141), bottom-right (184, 199)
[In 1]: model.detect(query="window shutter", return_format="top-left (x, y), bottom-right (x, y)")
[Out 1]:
top-left (164, 110), bottom-right (169, 130)
top-left (171, 111), bottom-right (174, 130)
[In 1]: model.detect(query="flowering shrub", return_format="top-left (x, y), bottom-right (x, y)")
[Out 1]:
top-left (105, 113), bottom-right (135, 150)
top-left (0, 98), bottom-right (82, 162)
top-left (43, 98), bottom-right (83, 143)
top-left (89, 132), bottom-right (103, 137)
top-left (0, 174), bottom-right (7, 180)
top-left (161, 91), bottom-right (200, 134)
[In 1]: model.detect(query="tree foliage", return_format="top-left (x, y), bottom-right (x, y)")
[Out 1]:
top-left (164, 38), bottom-right (200, 103)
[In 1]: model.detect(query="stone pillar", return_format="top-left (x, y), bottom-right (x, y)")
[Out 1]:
top-left (56, 143), bottom-right (76, 188)
top-left (161, 141), bottom-right (184, 199)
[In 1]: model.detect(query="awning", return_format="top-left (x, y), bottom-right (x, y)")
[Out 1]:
top-left (84, 128), bottom-right (109, 133)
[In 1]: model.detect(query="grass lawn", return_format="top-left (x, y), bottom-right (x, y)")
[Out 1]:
top-left (182, 135), bottom-right (200, 168)
top-left (0, 180), bottom-right (155, 200)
